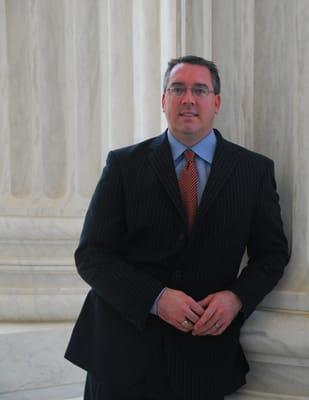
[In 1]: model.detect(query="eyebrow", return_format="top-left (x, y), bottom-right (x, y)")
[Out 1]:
top-left (169, 82), bottom-right (209, 87)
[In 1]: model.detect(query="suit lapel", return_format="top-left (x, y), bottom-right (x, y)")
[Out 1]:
top-left (148, 131), bottom-right (186, 221)
top-left (148, 130), bottom-right (240, 228)
top-left (196, 130), bottom-right (240, 220)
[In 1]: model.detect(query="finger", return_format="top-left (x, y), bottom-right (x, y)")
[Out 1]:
top-left (200, 315), bottom-right (220, 332)
top-left (208, 322), bottom-right (226, 336)
top-left (188, 300), bottom-right (205, 316)
top-left (202, 307), bottom-right (235, 332)
top-left (213, 318), bottom-right (233, 335)
top-left (179, 319), bottom-right (193, 328)
top-left (177, 319), bottom-right (193, 332)
top-left (195, 322), bottom-right (226, 336)
top-left (193, 313), bottom-right (218, 336)
top-left (194, 305), bottom-right (216, 330)
top-left (185, 308), bottom-right (202, 324)
top-left (210, 321), bottom-right (222, 334)
top-left (211, 326), bottom-right (226, 336)
top-left (198, 294), bottom-right (215, 309)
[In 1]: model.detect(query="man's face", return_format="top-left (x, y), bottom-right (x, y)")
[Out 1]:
top-left (162, 63), bottom-right (221, 145)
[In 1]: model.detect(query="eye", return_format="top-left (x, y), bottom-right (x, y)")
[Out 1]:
top-left (172, 87), bottom-right (185, 96)
top-left (193, 87), bottom-right (208, 96)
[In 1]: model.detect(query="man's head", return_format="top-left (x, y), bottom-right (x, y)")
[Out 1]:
top-left (163, 56), bottom-right (220, 95)
top-left (162, 56), bottom-right (221, 146)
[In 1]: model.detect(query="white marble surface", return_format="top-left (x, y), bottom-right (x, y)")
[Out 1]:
top-left (213, 0), bottom-right (255, 149)
top-left (0, 322), bottom-right (85, 399)
top-left (0, 0), bottom-right (309, 399)
top-left (253, 0), bottom-right (309, 300)
top-left (0, 290), bottom-right (87, 321)
top-left (132, 0), bottom-right (162, 143)
top-left (241, 310), bottom-right (309, 361)
top-left (241, 310), bottom-right (309, 397)
top-left (0, 215), bottom-right (86, 320)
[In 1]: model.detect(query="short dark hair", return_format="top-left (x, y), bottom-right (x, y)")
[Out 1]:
top-left (163, 55), bottom-right (220, 94)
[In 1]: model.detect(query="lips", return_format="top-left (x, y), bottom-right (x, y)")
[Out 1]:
top-left (179, 112), bottom-right (198, 117)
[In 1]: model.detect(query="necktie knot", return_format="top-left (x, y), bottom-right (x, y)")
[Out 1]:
top-left (184, 149), bottom-right (195, 163)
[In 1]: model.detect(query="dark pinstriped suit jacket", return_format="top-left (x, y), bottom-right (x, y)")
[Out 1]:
top-left (65, 129), bottom-right (288, 398)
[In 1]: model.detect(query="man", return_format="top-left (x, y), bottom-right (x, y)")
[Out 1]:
top-left (65, 56), bottom-right (289, 400)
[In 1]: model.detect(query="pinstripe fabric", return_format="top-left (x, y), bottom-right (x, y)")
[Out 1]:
top-left (65, 129), bottom-right (289, 400)
top-left (178, 150), bottom-right (198, 230)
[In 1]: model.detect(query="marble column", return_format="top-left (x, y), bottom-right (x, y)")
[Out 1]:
top-left (0, 1), bottom-right (308, 399)
top-left (243, 1), bottom-right (309, 398)
top-left (213, 1), bottom-right (309, 399)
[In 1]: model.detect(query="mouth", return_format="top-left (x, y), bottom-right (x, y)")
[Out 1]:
top-left (179, 112), bottom-right (198, 117)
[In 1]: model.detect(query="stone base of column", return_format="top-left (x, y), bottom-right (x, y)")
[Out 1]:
top-left (239, 309), bottom-right (309, 400)
top-left (229, 391), bottom-right (309, 400)
top-left (0, 322), bottom-right (85, 400)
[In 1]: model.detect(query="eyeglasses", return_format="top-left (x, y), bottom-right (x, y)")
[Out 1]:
top-left (166, 85), bottom-right (215, 98)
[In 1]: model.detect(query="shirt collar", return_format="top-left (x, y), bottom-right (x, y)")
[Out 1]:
top-left (167, 129), bottom-right (217, 164)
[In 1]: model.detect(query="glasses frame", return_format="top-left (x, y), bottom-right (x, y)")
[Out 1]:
top-left (166, 84), bottom-right (216, 98)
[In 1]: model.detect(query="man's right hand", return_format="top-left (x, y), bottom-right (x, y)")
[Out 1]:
top-left (157, 288), bottom-right (205, 332)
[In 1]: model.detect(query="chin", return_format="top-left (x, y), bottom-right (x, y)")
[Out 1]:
top-left (180, 125), bottom-right (200, 135)
top-left (181, 130), bottom-right (195, 135)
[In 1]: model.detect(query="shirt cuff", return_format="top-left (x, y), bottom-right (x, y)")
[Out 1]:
top-left (150, 287), bottom-right (167, 315)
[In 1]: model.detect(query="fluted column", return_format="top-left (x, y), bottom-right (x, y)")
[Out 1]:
top-left (213, 0), bottom-right (255, 147)
top-left (213, 1), bottom-right (309, 399)
top-left (132, 0), bottom-right (161, 141)
top-left (1, 0), bottom-right (87, 323)
top-left (0, 1), bottom-right (308, 400)
top-left (242, 1), bottom-right (309, 398)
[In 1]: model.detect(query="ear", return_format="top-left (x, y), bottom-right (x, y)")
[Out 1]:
top-left (214, 94), bottom-right (221, 114)
top-left (161, 93), bottom-right (166, 112)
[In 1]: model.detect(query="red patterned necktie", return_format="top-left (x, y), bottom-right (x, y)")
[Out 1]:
top-left (178, 149), bottom-right (198, 230)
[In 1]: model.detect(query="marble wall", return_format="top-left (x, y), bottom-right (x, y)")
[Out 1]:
top-left (0, 0), bottom-right (308, 399)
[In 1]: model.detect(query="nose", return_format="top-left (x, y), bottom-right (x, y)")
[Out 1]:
top-left (181, 88), bottom-right (196, 104)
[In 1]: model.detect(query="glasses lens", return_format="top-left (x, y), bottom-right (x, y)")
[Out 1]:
top-left (170, 86), bottom-right (185, 96)
top-left (167, 85), bottom-right (211, 97)
top-left (192, 86), bottom-right (209, 96)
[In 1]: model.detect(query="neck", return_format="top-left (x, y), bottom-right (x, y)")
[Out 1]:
top-left (170, 129), bottom-right (213, 147)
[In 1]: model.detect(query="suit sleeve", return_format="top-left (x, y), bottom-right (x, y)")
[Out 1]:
top-left (75, 151), bottom-right (165, 331)
top-left (230, 160), bottom-right (289, 320)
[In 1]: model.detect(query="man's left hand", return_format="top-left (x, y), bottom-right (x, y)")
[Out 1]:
top-left (192, 290), bottom-right (242, 336)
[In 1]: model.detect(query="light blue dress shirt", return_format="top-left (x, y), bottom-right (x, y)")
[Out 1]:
top-left (167, 129), bottom-right (217, 204)
top-left (150, 129), bottom-right (218, 315)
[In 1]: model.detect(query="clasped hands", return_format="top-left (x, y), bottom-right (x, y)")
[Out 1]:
top-left (157, 288), bottom-right (242, 336)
